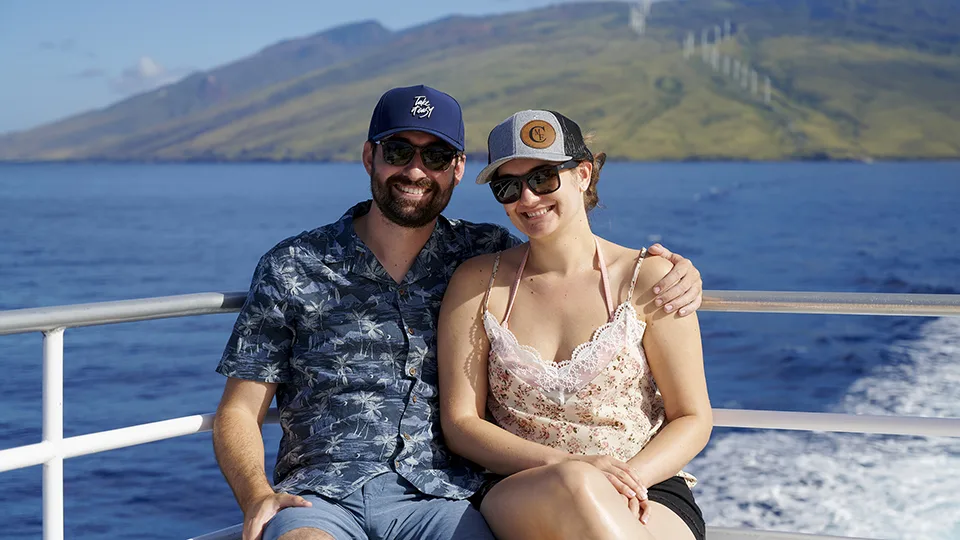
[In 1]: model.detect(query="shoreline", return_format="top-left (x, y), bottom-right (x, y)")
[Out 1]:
top-left (2, 156), bottom-right (960, 165)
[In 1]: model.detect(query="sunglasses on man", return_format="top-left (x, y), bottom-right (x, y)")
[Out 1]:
top-left (376, 139), bottom-right (460, 171)
top-left (489, 160), bottom-right (580, 204)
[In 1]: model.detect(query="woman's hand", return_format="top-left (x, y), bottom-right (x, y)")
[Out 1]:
top-left (573, 454), bottom-right (653, 524)
top-left (621, 494), bottom-right (652, 525)
top-left (570, 454), bottom-right (647, 500)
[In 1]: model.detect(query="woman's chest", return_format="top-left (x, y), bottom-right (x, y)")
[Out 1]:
top-left (496, 290), bottom-right (617, 363)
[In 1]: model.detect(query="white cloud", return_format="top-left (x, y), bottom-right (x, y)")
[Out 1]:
top-left (136, 57), bottom-right (164, 78)
top-left (110, 56), bottom-right (191, 96)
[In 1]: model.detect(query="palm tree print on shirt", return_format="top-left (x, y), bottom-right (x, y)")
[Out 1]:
top-left (217, 201), bottom-right (519, 500)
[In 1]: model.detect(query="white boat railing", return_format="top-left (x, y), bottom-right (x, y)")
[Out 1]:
top-left (1, 290), bottom-right (959, 540)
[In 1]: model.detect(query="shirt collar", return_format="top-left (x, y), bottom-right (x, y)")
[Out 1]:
top-left (333, 200), bottom-right (461, 285)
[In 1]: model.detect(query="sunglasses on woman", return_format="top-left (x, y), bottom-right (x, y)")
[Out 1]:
top-left (489, 160), bottom-right (579, 204)
top-left (376, 139), bottom-right (460, 171)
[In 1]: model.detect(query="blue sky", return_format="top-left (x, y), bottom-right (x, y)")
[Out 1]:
top-left (0, 0), bottom-right (561, 134)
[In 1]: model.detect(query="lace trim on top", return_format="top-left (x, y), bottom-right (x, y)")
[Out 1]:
top-left (481, 241), bottom-right (647, 406)
top-left (483, 301), bottom-right (646, 405)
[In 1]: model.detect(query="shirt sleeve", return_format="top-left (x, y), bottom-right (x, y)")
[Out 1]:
top-left (216, 250), bottom-right (295, 383)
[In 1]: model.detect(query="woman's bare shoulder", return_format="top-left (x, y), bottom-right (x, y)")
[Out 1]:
top-left (449, 244), bottom-right (528, 295)
top-left (596, 237), bottom-right (657, 272)
top-left (456, 244), bottom-right (526, 275)
top-left (634, 254), bottom-right (673, 294)
top-left (596, 237), bottom-right (671, 303)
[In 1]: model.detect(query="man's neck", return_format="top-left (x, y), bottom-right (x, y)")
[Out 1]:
top-left (354, 204), bottom-right (437, 284)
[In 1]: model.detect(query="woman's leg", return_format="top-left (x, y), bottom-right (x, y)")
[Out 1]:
top-left (480, 461), bottom-right (652, 540)
top-left (641, 501), bottom-right (697, 540)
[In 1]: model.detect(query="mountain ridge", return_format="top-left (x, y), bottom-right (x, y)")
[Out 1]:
top-left (2, 0), bottom-right (958, 161)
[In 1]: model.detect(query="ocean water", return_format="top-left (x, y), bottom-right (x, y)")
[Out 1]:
top-left (0, 162), bottom-right (958, 539)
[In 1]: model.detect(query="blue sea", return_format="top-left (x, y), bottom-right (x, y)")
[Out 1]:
top-left (1, 162), bottom-right (958, 539)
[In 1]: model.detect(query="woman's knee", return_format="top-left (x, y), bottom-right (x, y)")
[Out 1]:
top-left (545, 461), bottom-right (611, 495)
top-left (534, 461), bottom-right (622, 513)
top-left (480, 462), bottom-right (607, 517)
top-left (530, 462), bottom-right (645, 539)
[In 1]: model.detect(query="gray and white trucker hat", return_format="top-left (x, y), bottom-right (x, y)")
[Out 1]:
top-left (476, 109), bottom-right (594, 184)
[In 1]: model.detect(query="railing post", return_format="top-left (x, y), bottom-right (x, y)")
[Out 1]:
top-left (42, 328), bottom-right (65, 540)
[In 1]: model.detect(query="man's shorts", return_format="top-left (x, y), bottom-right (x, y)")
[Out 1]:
top-left (264, 472), bottom-right (494, 540)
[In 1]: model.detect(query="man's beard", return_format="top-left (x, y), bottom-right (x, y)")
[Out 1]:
top-left (370, 167), bottom-right (455, 228)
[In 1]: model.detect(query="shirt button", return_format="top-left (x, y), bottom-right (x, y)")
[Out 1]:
top-left (407, 327), bottom-right (415, 336)
top-left (409, 368), bottom-right (417, 376)
top-left (398, 288), bottom-right (406, 295)
top-left (394, 459), bottom-right (401, 468)
top-left (403, 433), bottom-right (412, 440)
top-left (411, 395), bottom-right (418, 403)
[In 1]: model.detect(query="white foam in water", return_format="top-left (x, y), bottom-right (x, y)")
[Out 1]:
top-left (691, 317), bottom-right (960, 539)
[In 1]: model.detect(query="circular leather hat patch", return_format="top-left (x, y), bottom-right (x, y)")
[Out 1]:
top-left (520, 120), bottom-right (556, 149)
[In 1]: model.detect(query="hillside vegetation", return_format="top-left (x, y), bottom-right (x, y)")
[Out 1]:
top-left (2, 0), bottom-right (958, 161)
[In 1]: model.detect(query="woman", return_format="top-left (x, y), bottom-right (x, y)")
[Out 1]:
top-left (438, 110), bottom-right (711, 540)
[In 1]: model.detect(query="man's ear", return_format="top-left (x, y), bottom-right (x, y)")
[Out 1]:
top-left (362, 141), bottom-right (375, 175)
top-left (453, 154), bottom-right (466, 186)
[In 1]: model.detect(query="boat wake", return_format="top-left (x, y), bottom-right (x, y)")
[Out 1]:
top-left (690, 317), bottom-right (960, 539)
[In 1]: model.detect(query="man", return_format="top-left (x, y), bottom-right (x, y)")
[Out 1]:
top-left (213, 84), bottom-right (704, 540)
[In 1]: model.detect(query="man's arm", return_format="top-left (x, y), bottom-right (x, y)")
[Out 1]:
top-left (213, 378), bottom-right (311, 540)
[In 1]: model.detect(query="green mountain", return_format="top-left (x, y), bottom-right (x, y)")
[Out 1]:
top-left (2, 0), bottom-right (958, 161)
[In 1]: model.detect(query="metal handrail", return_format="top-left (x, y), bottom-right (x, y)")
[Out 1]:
top-left (2, 290), bottom-right (958, 336)
top-left (0, 410), bottom-right (279, 473)
top-left (701, 290), bottom-right (960, 317)
top-left (2, 290), bottom-right (958, 540)
top-left (3, 406), bottom-right (959, 474)
top-left (0, 292), bottom-right (247, 336)
top-left (713, 409), bottom-right (960, 438)
top-left (706, 529), bottom-right (874, 540)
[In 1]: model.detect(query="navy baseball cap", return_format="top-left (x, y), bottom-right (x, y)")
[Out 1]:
top-left (367, 85), bottom-right (465, 151)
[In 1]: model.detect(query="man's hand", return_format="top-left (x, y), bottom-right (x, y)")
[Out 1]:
top-left (647, 243), bottom-right (702, 317)
top-left (242, 492), bottom-right (312, 540)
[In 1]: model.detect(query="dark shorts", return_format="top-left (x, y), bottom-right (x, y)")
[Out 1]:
top-left (647, 476), bottom-right (705, 540)
top-left (471, 474), bottom-right (704, 540)
top-left (468, 475), bottom-right (502, 509)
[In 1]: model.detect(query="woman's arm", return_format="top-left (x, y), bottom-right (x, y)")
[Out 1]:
top-left (438, 256), bottom-right (572, 475)
top-left (627, 255), bottom-right (713, 488)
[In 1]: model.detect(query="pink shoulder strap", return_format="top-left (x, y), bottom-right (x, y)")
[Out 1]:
top-left (595, 238), bottom-right (615, 320)
top-left (504, 239), bottom-right (617, 325)
top-left (501, 246), bottom-right (530, 329)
